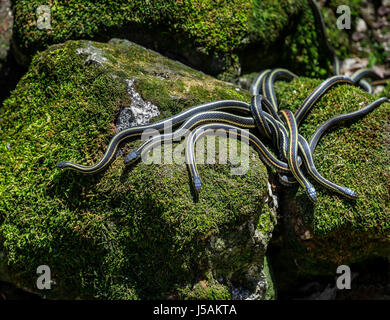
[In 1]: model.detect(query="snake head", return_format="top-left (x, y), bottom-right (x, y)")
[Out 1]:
top-left (124, 150), bottom-right (139, 164)
top-left (307, 186), bottom-right (317, 203)
top-left (343, 187), bottom-right (358, 199)
top-left (193, 175), bottom-right (202, 194)
top-left (56, 161), bottom-right (68, 169)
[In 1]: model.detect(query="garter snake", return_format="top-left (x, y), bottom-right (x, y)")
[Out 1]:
top-left (124, 110), bottom-right (255, 164)
top-left (185, 122), bottom-right (297, 193)
top-left (56, 0), bottom-right (388, 202)
top-left (56, 100), bottom-right (250, 173)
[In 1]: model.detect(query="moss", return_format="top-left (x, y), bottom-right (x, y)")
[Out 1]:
top-left (322, 0), bottom-right (363, 58)
top-left (247, 0), bottom-right (306, 45)
top-left (241, 0), bottom-right (332, 77)
top-left (281, 1), bottom-right (331, 77)
top-left (11, 0), bottom-right (341, 78)
top-left (11, 0), bottom-right (251, 75)
top-left (280, 0), bottom-right (380, 77)
top-left (263, 256), bottom-right (276, 300)
top-left (245, 0), bottom-right (353, 77)
top-left (0, 39), bottom-right (274, 299)
top-left (380, 80), bottom-right (390, 98)
top-left (321, 8), bottom-right (350, 60)
top-left (272, 77), bottom-right (390, 277)
top-left (257, 203), bottom-right (276, 236)
top-left (177, 276), bottom-right (231, 300)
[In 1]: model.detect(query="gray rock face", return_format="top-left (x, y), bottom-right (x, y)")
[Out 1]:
top-left (76, 43), bottom-right (107, 66)
top-left (0, 0), bottom-right (18, 103)
top-left (115, 79), bottom-right (160, 131)
top-left (0, 0), bottom-right (12, 63)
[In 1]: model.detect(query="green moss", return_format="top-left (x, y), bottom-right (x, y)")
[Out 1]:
top-left (243, 0), bottom-right (331, 76)
top-left (11, 0), bottom-right (341, 78)
top-left (321, 7), bottom-right (350, 60)
top-left (177, 276), bottom-right (231, 300)
top-left (257, 204), bottom-right (275, 236)
top-left (263, 256), bottom-right (276, 300)
top-left (273, 77), bottom-right (390, 275)
top-left (11, 0), bottom-right (250, 55)
top-left (0, 39), bottom-right (273, 299)
top-left (379, 80), bottom-right (390, 98)
top-left (248, 0), bottom-right (306, 45)
top-left (282, 1), bottom-right (330, 77)
top-left (11, 0), bottom-right (251, 74)
top-left (320, 0), bottom-right (363, 59)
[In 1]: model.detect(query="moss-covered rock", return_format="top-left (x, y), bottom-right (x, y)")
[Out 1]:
top-left (11, 0), bottom-right (346, 79)
top-left (270, 77), bottom-right (390, 289)
top-left (0, 39), bottom-right (277, 299)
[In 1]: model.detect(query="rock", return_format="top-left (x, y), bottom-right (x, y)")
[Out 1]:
top-left (341, 57), bottom-right (368, 75)
top-left (308, 284), bottom-right (337, 300)
top-left (75, 44), bottom-right (107, 66)
top-left (115, 79), bottom-right (160, 131)
top-left (0, 39), bottom-right (277, 299)
top-left (361, 2), bottom-right (376, 21)
top-left (270, 77), bottom-right (390, 290)
top-left (0, 0), bottom-right (22, 104)
top-left (236, 72), bottom-right (259, 91)
top-left (374, 85), bottom-right (385, 95)
top-left (352, 32), bottom-right (367, 42)
top-left (375, 19), bottom-right (389, 29)
top-left (0, 0), bottom-right (12, 63)
top-left (11, 0), bottom-right (337, 79)
top-left (356, 19), bottom-right (368, 33)
top-left (372, 65), bottom-right (386, 78)
top-left (378, 6), bottom-right (390, 16)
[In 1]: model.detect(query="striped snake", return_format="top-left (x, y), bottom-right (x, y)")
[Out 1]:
top-left (57, 0), bottom-right (389, 202)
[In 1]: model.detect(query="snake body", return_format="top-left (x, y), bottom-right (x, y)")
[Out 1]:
top-left (57, 100), bottom-right (250, 173)
top-left (280, 109), bottom-right (318, 202)
top-left (125, 109), bottom-right (255, 164)
top-left (57, 0), bottom-right (389, 202)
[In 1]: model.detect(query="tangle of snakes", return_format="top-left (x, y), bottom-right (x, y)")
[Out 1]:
top-left (57, 0), bottom-right (389, 203)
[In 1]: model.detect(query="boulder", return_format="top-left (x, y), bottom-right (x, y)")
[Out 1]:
top-left (0, 0), bottom-right (22, 104)
top-left (271, 77), bottom-right (390, 290)
top-left (1, 36), bottom-right (388, 300)
top-left (0, 39), bottom-right (277, 299)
